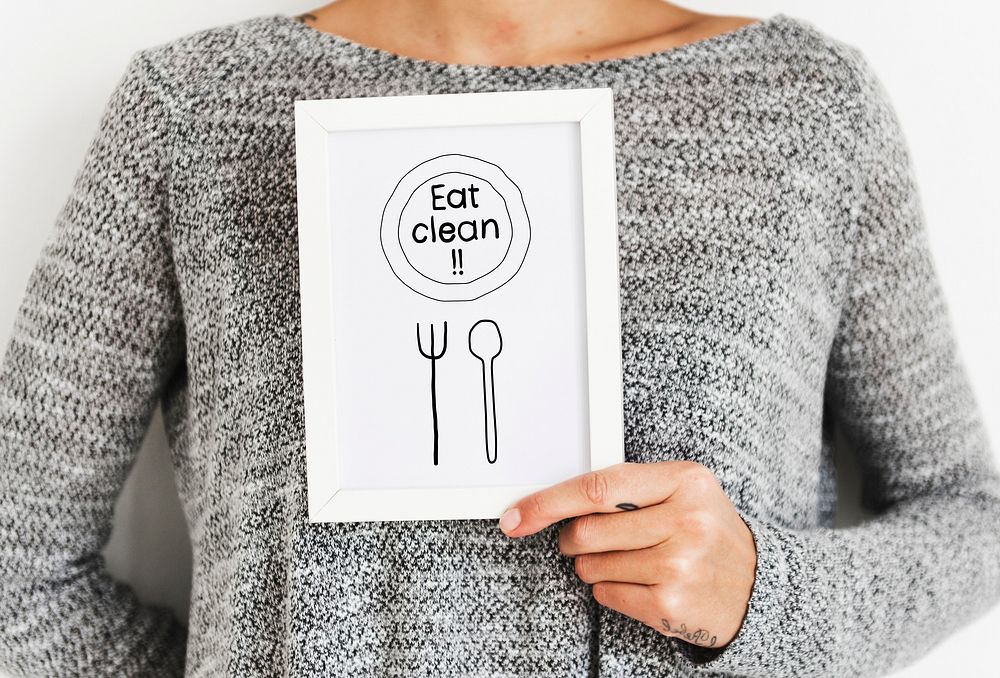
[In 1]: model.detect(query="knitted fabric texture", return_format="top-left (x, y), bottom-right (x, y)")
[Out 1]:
top-left (1, 12), bottom-right (999, 678)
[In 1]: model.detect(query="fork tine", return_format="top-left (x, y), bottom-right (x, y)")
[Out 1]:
top-left (417, 321), bottom-right (448, 359)
top-left (417, 322), bottom-right (428, 358)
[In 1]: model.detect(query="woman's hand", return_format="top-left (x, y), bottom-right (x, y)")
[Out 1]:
top-left (497, 460), bottom-right (757, 649)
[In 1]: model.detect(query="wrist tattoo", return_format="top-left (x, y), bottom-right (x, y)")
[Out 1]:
top-left (616, 502), bottom-right (639, 511)
top-left (294, 13), bottom-right (318, 24)
top-left (660, 618), bottom-right (718, 647)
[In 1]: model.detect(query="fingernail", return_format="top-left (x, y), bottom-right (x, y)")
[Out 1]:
top-left (498, 507), bottom-right (521, 533)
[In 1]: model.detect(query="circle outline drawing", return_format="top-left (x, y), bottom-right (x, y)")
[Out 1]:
top-left (397, 170), bottom-right (514, 286)
top-left (380, 153), bottom-right (531, 302)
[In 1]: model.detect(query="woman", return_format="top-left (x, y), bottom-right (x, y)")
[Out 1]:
top-left (1, 1), bottom-right (997, 676)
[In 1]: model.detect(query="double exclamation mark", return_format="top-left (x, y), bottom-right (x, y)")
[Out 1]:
top-left (451, 248), bottom-right (464, 276)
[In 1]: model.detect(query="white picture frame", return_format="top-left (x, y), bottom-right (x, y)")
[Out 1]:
top-left (294, 87), bottom-right (624, 523)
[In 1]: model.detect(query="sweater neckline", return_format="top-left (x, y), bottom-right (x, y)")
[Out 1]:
top-left (270, 12), bottom-right (786, 75)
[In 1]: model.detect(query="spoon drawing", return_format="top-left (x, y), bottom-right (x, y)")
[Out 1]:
top-left (468, 319), bottom-right (502, 464)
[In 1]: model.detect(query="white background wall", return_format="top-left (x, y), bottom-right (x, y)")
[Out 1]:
top-left (1, 2), bottom-right (997, 676)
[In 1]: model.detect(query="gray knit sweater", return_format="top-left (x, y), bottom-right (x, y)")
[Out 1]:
top-left (1, 11), bottom-right (998, 678)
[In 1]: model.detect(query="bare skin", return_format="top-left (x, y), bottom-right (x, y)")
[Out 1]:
top-left (500, 461), bottom-right (758, 650)
top-left (293, 0), bottom-right (760, 651)
top-left (293, 0), bottom-right (759, 67)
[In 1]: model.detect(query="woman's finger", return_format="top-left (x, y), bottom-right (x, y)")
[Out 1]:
top-left (499, 460), bottom-right (699, 537)
top-left (572, 544), bottom-right (677, 585)
top-left (558, 501), bottom-right (673, 556)
top-left (590, 580), bottom-right (658, 626)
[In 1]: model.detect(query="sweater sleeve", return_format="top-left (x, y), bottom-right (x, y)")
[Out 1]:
top-left (0, 51), bottom-right (188, 676)
top-left (669, 51), bottom-right (1000, 676)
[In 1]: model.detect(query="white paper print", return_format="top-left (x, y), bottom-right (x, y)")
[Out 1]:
top-left (327, 121), bottom-right (591, 492)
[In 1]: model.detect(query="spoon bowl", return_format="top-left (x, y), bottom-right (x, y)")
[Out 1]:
top-left (469, 319), bottom-right (502, 360)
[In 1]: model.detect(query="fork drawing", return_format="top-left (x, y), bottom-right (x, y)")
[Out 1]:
top-left (416, 321), bottom-right (448, 465)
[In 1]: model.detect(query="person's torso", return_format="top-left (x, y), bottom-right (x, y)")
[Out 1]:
top-left (153, 14), bottom-right (860, 676)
